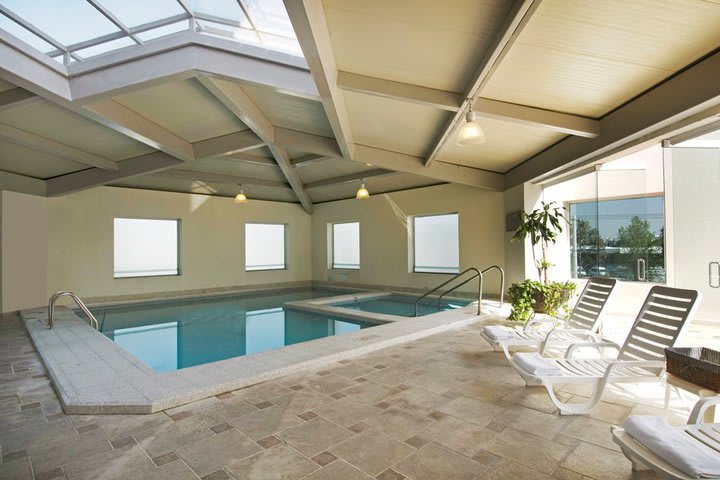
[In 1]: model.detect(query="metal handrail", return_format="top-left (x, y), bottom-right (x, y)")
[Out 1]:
top-left (414, 267), bottom-right (482, 316)
top-left (48, 291), bottom-right (99, 330)
top-left (438, 265), bottom-right (505, 311)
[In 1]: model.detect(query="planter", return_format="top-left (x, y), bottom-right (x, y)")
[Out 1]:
top-left (508, 279), bottom-right (576, 323)
top-left (532, 289), bottom-right (573, 315)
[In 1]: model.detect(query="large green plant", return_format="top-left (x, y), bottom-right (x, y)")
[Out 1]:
top-left (512, 201), bottom-right (568, 285)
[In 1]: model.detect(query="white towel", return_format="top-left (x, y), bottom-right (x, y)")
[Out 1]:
top-left (484, 326), bottom-right (514, 340)
top-left (623, 415), bottom-right (720, 479)
top-left (513, 352), bottom-right (563, 376)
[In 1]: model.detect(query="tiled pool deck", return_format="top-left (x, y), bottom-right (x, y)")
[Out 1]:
top-left (1, 310), bottom-right (711, 480)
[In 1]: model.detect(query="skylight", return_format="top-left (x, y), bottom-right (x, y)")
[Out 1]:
top-left (0, 0), bottom-right (302, 65)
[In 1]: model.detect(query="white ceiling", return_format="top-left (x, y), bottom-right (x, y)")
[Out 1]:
top-left (0, 0), bottom-right (719, 207)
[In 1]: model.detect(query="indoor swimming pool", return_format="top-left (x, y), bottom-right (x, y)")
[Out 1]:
top-left (87, 288), bottom-right (373, 372)
top-left (331, 294), bottom-right (470, 317)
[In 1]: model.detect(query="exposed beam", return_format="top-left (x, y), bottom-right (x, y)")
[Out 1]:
top-left (0, 88), bottom-right (39, 112)
top-left (284, 0), bottom-right (355, 159)
top-left (0, 123), bottom-right (118, 171)
top-left (337, 71), bottom-right (461, 112)
top-left (0, 171), bottom-right (46, 196)
top-left (353, 145), bottom-right (504, 191)
top-left (83, 99), bottom-right (194, 161)
top-left (292, 154), bottom-right (334, 167)
top-left (505, 49), bottom-right (720, 188)
top-left (155, 169), bottom-right (290, 189)
top-left (45, 152), bottom-right (183, 196)
top-left (193, 130), bottom-right (265, 159)
top-left (425, 0), bottom-right (542, 167)
top-left (222, 152), bottom-right (278, 167)
top-left (336, 72), bottom-right (599, 138)
top-left (197, 75), bottom-right (314, 213)
top-left (473, 98), bottom-right (599, 138)
top-left (274, 128), bottom-right (341, 157)
top-left (304, 169), bottom-right (396, 190)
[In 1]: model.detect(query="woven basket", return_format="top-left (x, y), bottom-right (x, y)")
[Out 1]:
top-left (665, 347), bottom-right (720, 392)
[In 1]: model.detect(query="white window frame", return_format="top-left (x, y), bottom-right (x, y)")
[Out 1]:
top-left (412, 212), bottom-right (460, 274)
top-left (245, 223), bottom-right (288, 272)
top-left (113, 217), bottom-right (181, 279)
top-left (331, 221), bottom-right (360, 270)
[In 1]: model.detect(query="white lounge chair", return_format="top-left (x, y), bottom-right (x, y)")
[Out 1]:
top-left (509, 286), bottom-right (701, 415)
top-left (612, 396), bottom-right (720, 479)
top-left (481, 277), bottom-right (616, 358)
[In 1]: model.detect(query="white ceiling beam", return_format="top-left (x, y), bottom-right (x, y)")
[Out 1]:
top-left (505, 49), bottom-right (720, 188)
top-left (0, 123), bottom-right (118, 171)
top-left (284, 0), bottom-right (355, 160)
top-left (337, 71), bottom-right (462, 112)
top-left (292, 154), bottom-right (334, 167)
top-left (0, 88), bottom-right (39, 112)
top-left (304, 168), bottom-right (397, 190)
top-left (83, 99), bottom-right (194, 161)
top-left (274, 127), bottom-right (341, 157)
top-left (221, 152), bottom-right (278, 167)
top-left (425, 0), bottom-right (542, 167)
top-left (0, 37), bottom-right (70, 102)
top-left (354, 145), bottom-right (503, 191)
top-left (336, 71), bottom-right (599, 138)
top-left (192, 130), bottom-right (266, 159)
top-left (45, 152), bottom-right (183, 196)
top-left (155, 169), bottom-right (289, 189)
top-left (0, 170), bottom-right (46, 196)
top-left (473, 98), bottom-right (599, 138)
top-left (197, 75), bottom-right (313, 213)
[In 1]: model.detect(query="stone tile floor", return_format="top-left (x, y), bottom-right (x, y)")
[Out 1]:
top-left (0, 311), bottom-right (698, 480)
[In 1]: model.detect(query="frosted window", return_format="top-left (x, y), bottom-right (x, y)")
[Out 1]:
top-left (332, 222), bottom-right (359, 269)
top-left (413, 213), bottom-right (459, 274)
top-left (246, 223), bottom-right (286, 271)
top-left (114, 218), bottom-right (179, 278)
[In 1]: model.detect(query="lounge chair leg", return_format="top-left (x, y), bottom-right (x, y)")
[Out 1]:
top-left (544, 382), bottom-right (603, 415)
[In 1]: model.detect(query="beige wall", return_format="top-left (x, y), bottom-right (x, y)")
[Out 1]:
top-left (311, 184), bottom-right (506, 296)
top-left (2, 191), bottom-right (48, 312)
top-left (44, 187), bottom-right (312, 302)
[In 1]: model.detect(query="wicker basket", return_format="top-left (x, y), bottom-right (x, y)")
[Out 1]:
top-left (665, 347), bottom-right (720, 392)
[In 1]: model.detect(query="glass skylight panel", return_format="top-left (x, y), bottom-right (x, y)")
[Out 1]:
top-left (95, 0), bottom-right (185, 28)
top-left (258, 32), bottom-right (302, 56)
top-left (246, 0), bottom-right (295, 37)
top-left (190, 0), bottom-right (249, 27)
top-left (0, 0), bottom-right (119, 46)
top-left (75, 36), bottom-right (136, 59)
top-left (0, 15), bottom-right (54, 53)
top-left (136, 20), bottom-right (190, 42)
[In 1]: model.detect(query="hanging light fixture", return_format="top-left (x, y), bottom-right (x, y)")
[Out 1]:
top-left (234, 185), bottom-right (248, 204)
top-left (456, 104), bottom-right (486, 146)
top-left (356, 179), bottom-right (370, 199)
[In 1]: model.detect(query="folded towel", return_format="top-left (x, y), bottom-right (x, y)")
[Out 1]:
top-left (513, 352), bottom-right (563, 376)
top-left (484, 326), bottom-right (514, 340)
top-left (623, 415), bottom-right (720, 479)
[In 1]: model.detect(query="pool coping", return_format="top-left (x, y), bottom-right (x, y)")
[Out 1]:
top-left (20, 293), bottom-right (504, 414)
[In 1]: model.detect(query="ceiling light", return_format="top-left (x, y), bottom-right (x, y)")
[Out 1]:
top-left (234, 185), bottom-right (248, 204)
top-left (456, 107), bottom-right (486, 146)
top-left (356, 180), bottom-right (369, 200)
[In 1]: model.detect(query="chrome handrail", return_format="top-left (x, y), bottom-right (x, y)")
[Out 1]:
top-left (438, 265), bottom-right (505, 311)
top-left (48, 291), bottom-right (99, 330)
top-left (414, 267), bottom-right (482, 317)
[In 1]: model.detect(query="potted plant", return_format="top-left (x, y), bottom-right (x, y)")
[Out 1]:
top-left (508, 201), bottom-right (576, 322)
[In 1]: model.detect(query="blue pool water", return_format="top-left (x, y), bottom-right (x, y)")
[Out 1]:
top-left (88, 288), bottom-right (373, 372)
top-left (333, 294), bottom-right (470, 317)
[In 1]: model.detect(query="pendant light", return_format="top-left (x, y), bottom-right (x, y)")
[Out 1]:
top-left (456, 104), bottom-right (485, 146)
top-left (356, 179), bottom-right (370, 199)
top-left (234, 185), bottom-right (248, 204)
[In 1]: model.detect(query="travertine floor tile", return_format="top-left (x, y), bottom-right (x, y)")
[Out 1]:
top-left (276, 417), bottom-right (352, 457)
top-left (225, 445), bottom-right (319, 480)
top-left (301, 459), bottom-right (374, 480)
top-left (394, 442), bottom-right (487, 480)
top-left (134, 416), bottom-right (214, 458)
top-left (176, 429), bottom-right (262, 476)
top-left (485, 428), bottom-right (571, 475)
top-left (228, 406), bottom-right (303, 440)
top-left (28, 428), bottom-right (111, 475)
top-left (329, 428), bottom-right (414, 476)
top-left (561, 441), bottom-right (633, 480)
top-left (312, 396), bottom-right (381, 427)
top-left (63, 444), bottom-right (155, 480)
top-left (420, 415), bottom-right (497, 457)
top-left (363, 407), bottom-right (432, 441)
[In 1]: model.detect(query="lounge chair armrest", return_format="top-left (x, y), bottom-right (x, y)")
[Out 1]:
top-left (524, 315), bottom-right (559, 332)
top-left (605, 359), bottom-right (665, 375)
top-left (565, 341), bottom-right (621, 359)
top-left (688, 396), bottom-right (720, 424)
top-left (539, 329), bottom-right (599, 355)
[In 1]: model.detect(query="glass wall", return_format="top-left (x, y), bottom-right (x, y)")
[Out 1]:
top-left (542, 145), bottom-right (665, 283)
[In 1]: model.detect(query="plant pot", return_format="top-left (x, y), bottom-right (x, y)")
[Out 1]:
top-left (531, 289), bottom-right (572, 315)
